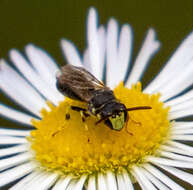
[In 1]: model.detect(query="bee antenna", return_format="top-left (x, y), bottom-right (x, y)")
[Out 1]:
top-left (95, 114), bottom-right (113, 125)
top-left (125, 106), bottom-right (152, 112)
top-left (95, 106), bottom-right (152, 125)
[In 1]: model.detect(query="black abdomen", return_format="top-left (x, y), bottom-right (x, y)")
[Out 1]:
top-left (56, 80), bottom-right (82, 101)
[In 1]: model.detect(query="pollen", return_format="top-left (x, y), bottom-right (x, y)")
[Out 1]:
top-left (29, 82), bottom-right (171, 176)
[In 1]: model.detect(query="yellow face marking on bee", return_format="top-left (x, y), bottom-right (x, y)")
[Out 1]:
top-left (109, 112), bottom-right (125, 131)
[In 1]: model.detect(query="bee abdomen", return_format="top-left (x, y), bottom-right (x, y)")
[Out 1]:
top-left (56, 80), bottom-right (82, 101)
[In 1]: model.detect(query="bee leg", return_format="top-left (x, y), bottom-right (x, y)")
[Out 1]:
top-left (71, 106), bottom-right (87, 112)
top-left (130, 118), bottom-right (141, 126)
top-left (126, 129), bottom-right (133, 136)
top-left (52, 130), bottom-right (60, 137)
top-left (65, 113), bottom-right (70, 120)
top-left (125, 116), bottom-right (133, 136)
top-left (71, 106), bottom-right (90, 117)
top-left (80, 110), bottom-right (89, 130)
top-left (52, 107), bottom-right (71, 137)
top-left (52, 127), bottom-right (64, 137)
top-left (65, 105), bottom-right (71, 120)
top-left (71, 106), bottom-right (90, 130)
top-left (126, 117), bottom-right (142, 135)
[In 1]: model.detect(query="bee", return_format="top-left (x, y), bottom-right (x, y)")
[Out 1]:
top-left (56, 65), bottom-right (151, 131)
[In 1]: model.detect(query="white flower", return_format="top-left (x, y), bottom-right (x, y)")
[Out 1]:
top-left (1, 7), bottom-right (193, 190)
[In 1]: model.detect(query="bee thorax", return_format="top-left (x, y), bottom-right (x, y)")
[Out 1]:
top-left (89, 90), bottom-right (115, 108)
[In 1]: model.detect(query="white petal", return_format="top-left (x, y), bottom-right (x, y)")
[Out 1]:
top-left (106, 172), bottom-right (117, 190)
top-left (52, 176), bottom-right (71, 190)
top-left (34, 46), bottom-right (60, 78)
top-left (74, 176), bottom-right (87, 190)
top-left (98, 26), bottom-right (106, 77)
top-left (87, 8), bottom-right (102, 79)
top-left (66, 180), bottom-right (77, 190)
top-left (21, 172), bottom-right (45, 190)
top-left (0, 152), bottom-right (32, 171)
top-left (10, 171), bottom-right (41, 190)
top-left (146, 156), bottom-right (193, 168)
top-left (87, 176), bottom-right (96, 190)
top-left (0, 60), bottom-right (47, 116)
top-left (160, 144), bottom-right (193, 157)
top-left (116, 174), bottom-right (126, 190)
top-left (164, 89), bottom-right (193, 108)
top-left (84, 26), bottom-right (106, 77)
top-left (157, 164), bottom-right (193, 186)
top-left (143, 164), bottom-right (185, 190)
top-left (132, 166), bottom-right (157, 190)
top-left (106, 19), bottom-right (119, 88)
top-left (122, 171), bottom-right (134, 190)
top-left (33, 47), bottom-right (62, 99)
top-left (172, 128), bottom-right (193, 135)
top-left (37, 173), bottom-right (58, 190)
top-left (169, 98), bottom-right (193, 113)
top-left (167, 141), bottom-right (193, 154)
top-left (170, 134), bottom-right (193, 141)
top-left (26, 45), bottom-right (64, 102)
top-left (98, 173), bottom-right (108, 190)
top-left (144, 31), bottom-right (193, 94)
top-left (0, 103), bottom-right (35, 126)
top-left (172, 121), bottom-right (193, 130)
top-left (25, 44), bottom-right (59, 87)
top-left (27, 172), bottom-right (58, 190)
top-left (106, 24), bottom-right (133, 87)
top-left (142, 167), bottom-right (170, 190)
top-left (0, 136), bottom-right (27, 144)
top-left (0, 128), bottom-right (30, 137)
top-left (0, 162), bottom-right (36, 188)
top-left (157, 150), bottom-right (193, 162)
top-left (159, 59), bottom-right (193, 101)
top-left (126, 28), bottom-right (160, 88)
top-left (83, 49), bottom-right (92, 73)
top-left (61, 39), bottom-right (82, 67)
top-left (117, 24), bottom-right (133, 80)
top-left (0, 144), bottom-right (28, 157)
top-left (169, 108), bottom-right (193, 120)
top-left (10, 50), bottom-right (63, 105)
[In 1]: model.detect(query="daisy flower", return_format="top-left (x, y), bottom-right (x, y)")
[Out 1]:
top-left (1, 7), bottom-right (193, 190)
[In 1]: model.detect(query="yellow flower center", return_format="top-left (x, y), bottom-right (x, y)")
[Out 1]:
top-left (29, 82), bottom-right (170, 176)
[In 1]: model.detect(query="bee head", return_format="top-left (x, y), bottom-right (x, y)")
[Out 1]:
top-left (104, 103), bottom-right (127, 131)
top-left (96, 101), bottom-right (151, 131)
top-left (105, 112), bottom-right (125, 130)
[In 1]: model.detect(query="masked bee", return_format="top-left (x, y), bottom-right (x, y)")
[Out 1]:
top-left (56, 65), bottom-right (151, 131)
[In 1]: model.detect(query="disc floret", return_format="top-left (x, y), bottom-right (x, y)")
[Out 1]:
top-left (29, 82), bottom-right (170, 176)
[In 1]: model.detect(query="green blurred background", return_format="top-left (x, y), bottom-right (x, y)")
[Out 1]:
top-left (0, 0), bottom-right (193, 189)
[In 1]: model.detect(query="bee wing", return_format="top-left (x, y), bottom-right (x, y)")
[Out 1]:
top-left (56, 65), bottom-right (107, 102)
